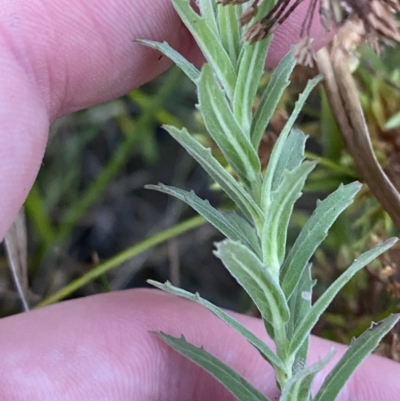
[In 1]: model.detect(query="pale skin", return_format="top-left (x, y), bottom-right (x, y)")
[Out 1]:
top-left (0, 1), bottom-right (399, 400)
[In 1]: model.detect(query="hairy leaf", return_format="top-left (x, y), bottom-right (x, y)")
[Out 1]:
top-left (251, 50), bottom-right (297, 149)
top-left (134, 40), bottom-right (199, 82)
top-left (234, 37), bottom-right (271, 133)
top-left (164, 125), bottom-right (263, 224)
top-left (261, 161), bottom-right (316, 273)
top-left (149, 280), bottom-right (285, 371)
top-left (214, 240), bottom-right (290, 325)
top-left (158, 333), bottom-right (272, 401)
top-left (146, 184), bottom-right (260, 252)
top-left (280, 349), bottom-right (334, 401)
top-left (217, 3), bottom-right (242, 65)
top-left (172, 0), bottom-right (237, 99)
top-left (280, 182), bottom-right (362, 300)
top-left (198, 64), bottom-right (262, 188)
top-left (261, 75), bottom-right (322, 209)
top-left (288, 238), bottom-right (398, 357)
top-left (271, 129), bottom-right (308, 192)
top-left (314, 314), bottom-right (400, 401)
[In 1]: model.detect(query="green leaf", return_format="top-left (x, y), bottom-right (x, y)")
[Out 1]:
top-left (314, 314), bottom-right (400, 401)
top-left (288, 238), bottom-right (398, 357)
top-left (280, 349), bottom-right (334, 401)
top-left (164, 125), bottom-right (263, 224)
top-left (223, 211), bottom-right (262, 257)
top-left (134, 40), bottom-right (199, 82)
top-left (198, 64), bottom-right (262, 188)
top-left (261, 161), bottom-right (317, 273)
top-left (217, 3), bottom-right (241, 65)
top-left (385, 111), bottom-right (400, 130)
top-left (261, 75), bottom-right (322, 209)
top-left (251, 49), bottom-right (297, 149)
top-left (146, 184), bottom-right (260, 252)
top-left (253, 0), bottom-right (276, 21)
top-left (287, 264), bottom-right (315, 373)
top-left (149, 280), bottom-right (285, 372)
top-left (271, 129), bottom-right (308, 192)
top-left (158, 333), bottom-right (272, 401)
top-left (214, 240), bottom-right (290, 325)
top-left (198, 0), bottom-right (219, 35)
top-left (172, 0), bottom-right (237, 99)
top-left (233, 37), bottom-right (271, 132)
top-left (280, 182), bottom-right (362, 300)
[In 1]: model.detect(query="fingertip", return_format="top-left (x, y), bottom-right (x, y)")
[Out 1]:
top-left (0, 50), bottom-right (49, 240)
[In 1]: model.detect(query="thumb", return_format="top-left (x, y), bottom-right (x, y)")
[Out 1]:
top-left (0, 43), bottom-right (49, 240)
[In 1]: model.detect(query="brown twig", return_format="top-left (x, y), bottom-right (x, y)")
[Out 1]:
top-left (316, 44), bottom-right (400, 231)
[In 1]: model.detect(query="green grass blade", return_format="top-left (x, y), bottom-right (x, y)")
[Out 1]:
top-left (158, 333), bottom-right (272, 401)
top-left (36, 215), bottom-right (206, 307)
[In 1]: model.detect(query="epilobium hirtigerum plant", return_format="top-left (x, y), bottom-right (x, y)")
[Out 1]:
top-left (138, 0), bottom-right (400, 399)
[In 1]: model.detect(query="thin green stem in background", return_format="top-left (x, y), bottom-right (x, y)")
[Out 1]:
top-left (36, 215), bottom-right (206, 308)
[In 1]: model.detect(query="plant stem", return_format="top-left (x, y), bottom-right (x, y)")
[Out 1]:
top-left (36, 215), bottom-right (206, 307)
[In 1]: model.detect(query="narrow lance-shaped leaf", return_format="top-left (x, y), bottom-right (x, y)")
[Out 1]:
top-left (146, 184), bottom-right (260, 252)
top-left (223, 211), bottom-right (262, 257)
top-left (261, 75), bottom-right (322, 209)
top-left (198, 0), bottom-right (219, 35)
top-left (134, 40), bottom-right (199, 83)
top-left (261, 161), bottom-right (317, 274)
top-left (251, 49), bottom-right (297, 149)
top-left (158, 333), bottom-right (272, 401)
top-left (164, 125), bottom-right (263, 224)
top-left (288, 238), bottom-right (398, 357)
top-left (172, 0), bottom-right (237, 99)
top-left (233, 37), bottom-right (271, 133)
top-left (214, 240), bottom-right (290, 326)
top-left (280, 349), bottom-right (335, 401)
top-left (148, 280), bottom-right (286, 372)
top-left (217, 3), bottom-right (242, 65)
top-left (314, 314), bottom-right (400, 401)
top-left (280, 181), bottom-right (362, 300)
top-left (271, 129), bottom-right (308, 192)
top-left (287, 264), bottom-right (315, 373)
top-left (198, 64), bottom-right (262, 188)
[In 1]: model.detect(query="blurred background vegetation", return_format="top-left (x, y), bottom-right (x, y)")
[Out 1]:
top-left (1, 40), bottom-right (400, 361)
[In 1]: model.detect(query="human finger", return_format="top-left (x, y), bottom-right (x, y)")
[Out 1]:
top-left (0, 289), bottom-right (398, 400)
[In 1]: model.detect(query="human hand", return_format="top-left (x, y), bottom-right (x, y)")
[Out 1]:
top-left (1, 1), bottom-right (397, 400)
top-left (1, 289), bottom-right (399, 400)
top-left (0, 0), bottom-right (328, 240)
